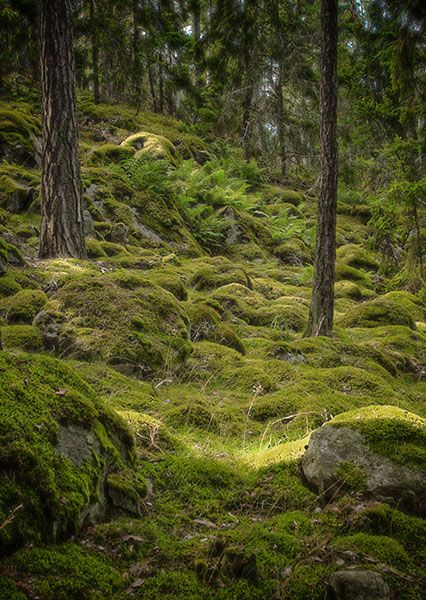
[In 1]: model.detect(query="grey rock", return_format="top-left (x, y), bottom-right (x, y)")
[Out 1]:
top-left (327, 570), bottom-right (390, 600)
top-left (5, 183), bottom-right (35, 213)
top-left (83, 209), bottom-right (96, 237)
top-left (134, 221), bottom-right (163, 243)
top-left (56, 424), bottom-right (101, 467)
top-left (110, 222), bottom-right (129, 244)
top-left (302, 425), bottom-right (426, 511)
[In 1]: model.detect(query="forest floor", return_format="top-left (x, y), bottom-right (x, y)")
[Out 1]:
top-left (0, 97), bottom-right (425, 599)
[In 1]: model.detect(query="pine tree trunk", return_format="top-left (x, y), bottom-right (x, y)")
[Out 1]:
top-left (132, 0), bottom-right (142, 106)
top-left (39, 0), bottom-right (87, 259)
top-left (276, 59), bottom-right (287, 178)
top-left (306, 0), bottom-right (338, 336)
top-left (89, 0), bottom-right (100, 104)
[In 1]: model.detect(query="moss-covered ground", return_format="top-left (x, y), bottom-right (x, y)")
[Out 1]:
top-left (0, 100), bottom-right (425, 599)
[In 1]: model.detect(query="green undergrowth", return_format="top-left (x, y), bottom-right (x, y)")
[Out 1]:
top-left (0, 99), bottom-right (425, 599)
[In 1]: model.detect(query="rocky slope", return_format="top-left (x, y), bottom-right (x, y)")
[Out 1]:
top-left (0, 97), bottom-right (425, 599)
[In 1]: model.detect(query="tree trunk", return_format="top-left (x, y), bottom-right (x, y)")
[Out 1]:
top-left (242, 47), bottom-right (254, 161)
top-left (306, 0), bottom-right (338, 337)
top-left (39, 0), bottom-right (87, 259)
top-left (89, 0), bottom-right (100, 104)
top-left (276, 58), bottom-right (287, 178)
top-left (132, 0), bottom-right (142, 106)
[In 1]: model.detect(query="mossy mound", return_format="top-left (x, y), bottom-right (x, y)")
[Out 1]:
top-left (336, 244), bottom-right (378, 271)
top-left (121, 131), bottom-right (180, 165)
top-left (0, 237), bottom-right (24, 274)
top-left (0, 289), bottom-right (47, 323)
top-left (274, 238), bottom-right (312, 265)
top-left (86, 143), bottom-right (135, 165)
top-left (339, 297), bottom-right (417, 329)
top-left (0, 103), bottom-right (41, 165)
top-left (45, 273), bottom-right (190, 374)
top-left (186, 302), bottom-right (245, 354)
top-left (0, 352), bottom-right (143, 553)
top-left (259, 184), bottom-right (304, 206)
top-left (190, 258), bottom-right (252, 290)
top-left (0, 324), bottom-right (43, 351)
top-left (9, 544), bottom-right (126, 600)
top-left (328, 405), bottom-right (426, 468)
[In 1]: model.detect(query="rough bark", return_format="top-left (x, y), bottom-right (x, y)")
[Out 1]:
top-left (306, 0), bottom-right (338, 336)
top-left (39, 0), bottom-right (87, 259)
top-left (132, 0), bottom-right (142, 106)
top-left (276, 59), bottom-right (287, 178)
top-left (89, 0), bottom-right (100, 104)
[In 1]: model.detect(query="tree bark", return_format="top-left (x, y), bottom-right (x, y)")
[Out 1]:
top-left (89, 0), bottom-right (100, 104)
top-left (39, 0), bottom-right (87, 259)
top-left (306, 0), bottom-right (338, 336)
top-left (132, 0), bottom-right (142, 106)
top-left (276, 58), bottom-right (287, 178)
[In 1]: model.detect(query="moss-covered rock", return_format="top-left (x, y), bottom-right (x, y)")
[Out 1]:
top-left (0, 289), bottom-right (47, 324)
top-left (45, 273), bottom-right (190, 374)
top-left (86, 143), bottom-right (135, 165)
top-left (190, 258), bottom-right (252, 291)
top-left (0, 104), bottom-right (41, 165)
top-left (121, 131), bottom-right (180, 165)
top-left (0, 324), bottom-right (43, 351)
top-left (303, 405), bottom-right (426, 511)
top-left (339, 298), bottom-right (417, 330)
top-left (0, 352), bottom-right (144, 553)
top-left (259, 184), bottom-right (304, 206)
top-left (186, 302), bottom-right (245, 354)
top-left (9, 543), bottom-right (126, 599)
top-left (274, 238), bottom-right (312, 265)
top-left (336, 244), bottom-right (378, 271)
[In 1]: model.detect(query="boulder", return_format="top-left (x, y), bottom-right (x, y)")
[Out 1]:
top-left (0, 352), bottom-right (146, 554)
top-left (326, 570), bottom-right (390, 600)
top-left (302, 406), bottom-right (426, 513)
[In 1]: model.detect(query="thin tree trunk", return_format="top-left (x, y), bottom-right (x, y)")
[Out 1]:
top-left (158, 54), bottom-right (164, 114)
top-left (89, 0), bottom-right (100, 104)
top-left (242, 47), bottom-right (254, 161)
top-left (39, 0), bottom-right (86, 259)
top-left (306, 0), bottom-right (338, 336)
top-left (147, 50), bottom-right (158, 112)
top-left (276, 58), bottom-right (287, 178)
top-left (132, 0), bottom-right (142, 106)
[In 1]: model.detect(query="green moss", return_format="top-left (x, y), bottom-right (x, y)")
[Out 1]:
top-left (332, 533), bottom-right (412, 569)
top-left (143, 269), bottom-right (188, 300)
top-left (335, 262), bottom-right (371, 284)
top-left (121, 131), bottom-right (181, 165)
top-left (1, 324), bottom-right (43, 351)
top-left (86, 143), bottom-right (135, 166)
top-left (334, 280), bottom-right (375, 301)
top-left (339, 297), bottom-right (417, 329)
top-left (328, 405), bottom-right (426, 468)
top-left (335, 461), bottom-right (368, 491)
top-left (187, 302), bottom-right (245, 354)
top-left (0, 104), bottom-right (41, 162)
top-left (259, 184), bottom-right (304, 206)
top-left (0, 237), bottom-right (24, 272)
top-left (336, 244), bottom-right (378, 271)
top-left (274, 238), bottom-right (312, 265)
top-left (50, 273), bottom-right (190, 374)
top-left (381, 290), bottom-right (424, 322)
top-left (0, 576), bottom-right (27, 600)
top-left (85, 238), bottom-right (129, 258)
top-left (0, 273), bottom-right (22, 298)
top-left (357, 503), bottom-right (426, 555)
top-left (0, 351), bottom-right (138, 552)
top-left (10, 543), bottom-right (125, 600)
top-left (0, 289), bottom-right (47, 323)
top-left (190, 259), bottom-right (252, 291)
